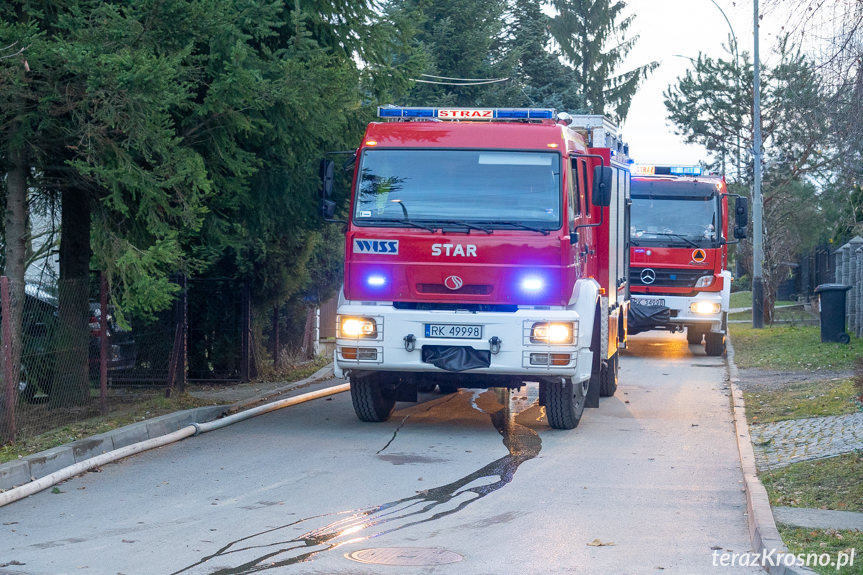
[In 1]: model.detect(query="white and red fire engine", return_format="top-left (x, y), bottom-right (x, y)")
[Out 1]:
top-left (321, 107), bottom-right (631, 429)
top-left (628, 165), bottom-right (748, 356)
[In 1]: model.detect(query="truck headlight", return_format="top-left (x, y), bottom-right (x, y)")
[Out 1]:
top-left (339, 316), bottom-right (377, 338)
top-left (530, 322), bottom-right (575, 344)
top-left (690, 302), bottom-right (721, 315)
top-left (695, 276), bottom-right (715, 288)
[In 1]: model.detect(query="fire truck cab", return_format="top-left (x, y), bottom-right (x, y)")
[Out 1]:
top-left (321, 107), bottom-right (631, 429)
top-left (628, 165), bottom-right (748, 356)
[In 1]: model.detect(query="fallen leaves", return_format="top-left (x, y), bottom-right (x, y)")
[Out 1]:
top-left (587, 538), bottom-right (615, 547)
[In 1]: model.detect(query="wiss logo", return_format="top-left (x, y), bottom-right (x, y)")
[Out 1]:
top-left (353, 239), bottom-right (399, 255)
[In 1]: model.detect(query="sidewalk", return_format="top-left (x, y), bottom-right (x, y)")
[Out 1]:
top-left (728, 337), bottom-right (862, 573)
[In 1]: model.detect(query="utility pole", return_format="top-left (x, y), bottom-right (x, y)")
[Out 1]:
top-left (752, 0), bottom-right (765, 328)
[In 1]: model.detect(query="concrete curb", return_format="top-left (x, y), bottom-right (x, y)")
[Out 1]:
top-left (0, 365), bottom-right (335, 492)
top-left (726, 338), bottom-right (818, 575)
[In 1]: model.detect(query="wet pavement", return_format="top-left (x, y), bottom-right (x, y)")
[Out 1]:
top-left (3, 331), bottom-right (773, 574)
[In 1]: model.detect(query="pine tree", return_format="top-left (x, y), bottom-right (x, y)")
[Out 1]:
top-left (548, 0), bottom-right (657, 121)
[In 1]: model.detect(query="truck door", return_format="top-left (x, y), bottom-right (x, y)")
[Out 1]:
top-left (569, 157), bottom-right (590, 279)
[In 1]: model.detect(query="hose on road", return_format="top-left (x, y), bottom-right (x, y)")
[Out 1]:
top-left (0, 382), bottom-right (350, 508)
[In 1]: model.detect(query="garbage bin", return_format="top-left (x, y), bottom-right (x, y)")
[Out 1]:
top-left (814, 283), bottom-right (852, 344)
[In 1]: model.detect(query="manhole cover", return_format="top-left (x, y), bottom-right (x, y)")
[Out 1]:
top-left (345, 547), bottom-right (463, 566)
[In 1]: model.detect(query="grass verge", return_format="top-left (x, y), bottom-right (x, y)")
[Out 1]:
top-left (729, 323), bottom-right (861, 371)
top-left (778, 526), bottom-right (862, 575)
top-left (743, 378), bottom-right (860, 424)
top-left (760, 452), bottom-right (863, 512)
top-left (0, 355), bottom-right (331, 465)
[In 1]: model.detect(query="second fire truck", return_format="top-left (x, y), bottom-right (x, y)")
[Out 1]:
top-left (628, 165), bottom-right (748, 356)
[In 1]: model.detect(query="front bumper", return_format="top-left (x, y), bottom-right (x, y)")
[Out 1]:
top-left (334, 303), bottom-right (591, 382)
top-left (631, 292), bottom-right (724, 330)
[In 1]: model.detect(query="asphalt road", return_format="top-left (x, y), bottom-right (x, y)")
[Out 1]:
top-left (2, 331), bottom-right (764, 575)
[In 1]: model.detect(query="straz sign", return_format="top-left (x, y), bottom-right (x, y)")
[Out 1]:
top-left (353, 239), bottom-right (399, 255)
top-left (438, 109), bottom-right (494, 119)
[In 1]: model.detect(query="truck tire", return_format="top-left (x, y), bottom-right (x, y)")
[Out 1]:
top-left (686, 326), bottom-right (704, 345)
top-left (350, 374), bottom-right (395, 422)
top-left (599, 352), bottom-right (618, 397)
top-left (542, 377), bottom-right (588, 430)
top-left (705, 332), bottom-right (726, 357)
top-left (437, 383), bottom-right (459, 394)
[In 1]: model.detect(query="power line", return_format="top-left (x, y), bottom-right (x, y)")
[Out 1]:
top-left (410, 77), bottom-right (510, 86)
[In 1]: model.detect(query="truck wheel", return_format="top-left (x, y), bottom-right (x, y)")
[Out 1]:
top-left (705, 332), bottom-right (726, 357)
top-left (542, 377), bottom-right (588, 430)
top-left (350, 374), bottom-right (395, 422)
top-left (686, 326), bottom-right (704, 345)
top-left (599, 352), bottom-right (618, 397)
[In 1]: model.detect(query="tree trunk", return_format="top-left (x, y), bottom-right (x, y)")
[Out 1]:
top-left (1, 145), bottom-right (28, 441)
top-left (53, 185), bottom-right (91, 407)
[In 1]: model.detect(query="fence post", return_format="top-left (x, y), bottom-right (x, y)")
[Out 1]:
top-left (857, 246), bottom-right (863, 338)
top-left (166, 273), bottom-right (188, 396)
top-left (846, 237), bottom-right (863, 336)
top-left (241, 280), bottom-right (250, 382)
top-left (1, 277), bottom-right (16, 443)
top-left (273, 304), bottom-right (280, 369)
top-left (99, 271), bottom-right (108, 415)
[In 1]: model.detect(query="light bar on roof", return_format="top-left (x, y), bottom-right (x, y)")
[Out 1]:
top-left (632, 164), bottom-right (702, 176)
top-left (377, 107), bottom-right (556, 120)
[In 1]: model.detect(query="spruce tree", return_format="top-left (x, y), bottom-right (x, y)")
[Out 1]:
top-left (548, 0), bottom-right (657, 121)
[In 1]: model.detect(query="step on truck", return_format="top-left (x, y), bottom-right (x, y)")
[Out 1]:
top-left (627, 165), bottom-right (748, 356)
top-left (320, 107), bottom-right (631, 429)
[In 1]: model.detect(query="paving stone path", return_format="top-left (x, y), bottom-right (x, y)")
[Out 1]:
top-left (749, 411), bottom-right (863, 470)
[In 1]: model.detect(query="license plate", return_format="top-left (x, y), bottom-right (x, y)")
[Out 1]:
top-left (425, 324), bottom-right (483, 339)
top-left (636, 298), bottom-right (666, 307)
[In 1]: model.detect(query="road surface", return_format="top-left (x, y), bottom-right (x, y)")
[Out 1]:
top-left (2, 331), bottom-right (763, 574)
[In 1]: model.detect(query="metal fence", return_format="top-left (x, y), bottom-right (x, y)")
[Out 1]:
top-left (833, 236), bottom-right (863, 338)
top-left (1, 273), bottom-right (324, 444)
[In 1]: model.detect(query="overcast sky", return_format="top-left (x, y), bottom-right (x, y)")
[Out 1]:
top-left (620, 0), bottom-right (786, 167)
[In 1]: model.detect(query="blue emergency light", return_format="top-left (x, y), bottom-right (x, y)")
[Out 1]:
top-left (378, 106), bottom-right (556, 120)
top-left (633, 164), bottom-right (702, 176)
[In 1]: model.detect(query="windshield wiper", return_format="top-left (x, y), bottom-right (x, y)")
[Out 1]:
top-left (652, 232), bottom-right (700, 248)
top-left (428, 220), bottom-right (494, 234)
top-left (480, 221), bottom-right (550, 235)
top-left (372, 219), bottom-right (437, 232)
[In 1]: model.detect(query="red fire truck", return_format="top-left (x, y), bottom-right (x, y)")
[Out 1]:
top-left (628, 165), bottom-right (748, 356)
top-left (320, 107), bottom-right (631, 429)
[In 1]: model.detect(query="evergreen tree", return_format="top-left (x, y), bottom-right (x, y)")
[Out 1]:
top-left (402, 0), bottom-right (513, 106)
top-left (502, 0), bottom-right (585, 110)
top-left (548, 0), bottom-right (657, 121)
top-left (664, 38), bottom-right (835, 321)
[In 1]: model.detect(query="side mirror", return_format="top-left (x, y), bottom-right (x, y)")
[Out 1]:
top-left (592, 165), bottom-right (612, 207)
top-left (319, 159), bottom-right (336, 220)
top-left (319, 159), bottom-right (334, 198)
top-left (322, 199), bottom-right (336, 219)
top-left (734, 196), bottom-right (748, 239)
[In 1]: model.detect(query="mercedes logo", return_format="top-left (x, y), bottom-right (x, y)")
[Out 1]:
top-left (640, 268), bottom-right (656, 285)
top-left (444, 275), bottom-right (464, 290)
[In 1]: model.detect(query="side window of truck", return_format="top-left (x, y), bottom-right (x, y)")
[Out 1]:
top-left (567, 158), bottom-right (579, 223)
top-left (579, 159), bottom-right (589, 215)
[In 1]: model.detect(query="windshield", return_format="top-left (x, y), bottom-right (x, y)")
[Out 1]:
top-left (631, 195), bottom-right (720, 245)
top-left (353, 149), bottom-right (561, 229)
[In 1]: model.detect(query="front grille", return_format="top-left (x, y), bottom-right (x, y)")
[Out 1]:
top-left (417, 283), bottom-right (493, 295)
top-left (630, 267), bottom-right (707, 288)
